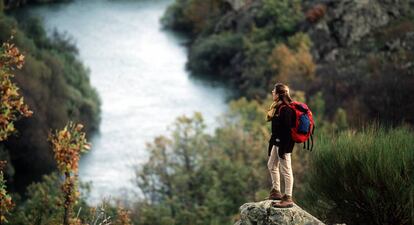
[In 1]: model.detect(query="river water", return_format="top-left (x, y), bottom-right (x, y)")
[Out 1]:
top-left (22, 0), bottom-right (228, 203)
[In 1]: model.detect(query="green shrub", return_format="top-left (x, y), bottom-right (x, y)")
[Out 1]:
top-left (239, 38), bottom-right (273, 97)
top-left (188, 32), bottom-right (243, 76)
top-left (9, 172), bottom-right (128, 225)
top-left (162, 0), bottom-right (193, 33)
top-left (162, 0), bottom-right (225, 35)
top-left (303, 126), bottom-right (414, 225)
top-left (10, 173), bottom-right (65, 225)
top-left (257, 0), bottom-right (304, 35)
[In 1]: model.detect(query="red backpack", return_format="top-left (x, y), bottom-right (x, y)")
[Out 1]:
top-left (280, 101), bottom-right (315, 151)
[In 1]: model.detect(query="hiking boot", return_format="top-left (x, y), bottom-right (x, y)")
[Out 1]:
top-left (268, 188), bottom-right (282, 200)
top-left (273, 195), bottom-right (294, 208)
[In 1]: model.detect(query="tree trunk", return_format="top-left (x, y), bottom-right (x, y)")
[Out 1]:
top-left (63, 172), bottom-right (72, 225)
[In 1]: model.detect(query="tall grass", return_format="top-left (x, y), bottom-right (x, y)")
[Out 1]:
top-left (303, 126), bottom-right (414, 225)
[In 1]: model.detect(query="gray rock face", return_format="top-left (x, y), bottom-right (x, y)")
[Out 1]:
top-left (234, 200), bottom-right (325, 225)
top-left (215, 0), bottom-right (262, 33)
top-left (305, 0), bottom-right (414, 62)
top-left (305, 0), bottom-right (414, 47)
top-left (328, 0), bottom-right (390, 46)
top-left (224, 0), bottom-right (251, 11)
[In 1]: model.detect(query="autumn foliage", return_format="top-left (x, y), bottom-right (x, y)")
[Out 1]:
top-left (268, 33), bottom-right (315, 85)
top-left (115, 207), bottom-right (132, 225)
top-left (184, 0), bottom-right (223, 34)
top-left (305, 4), bottom-right (327, 23)
top-left (0, 161), bottom-right (14, 223)
top-left (0, 38), bottom-right (32, 224)
top-left (48, 122), bottom-right (90, 225)
top-left (0, 38), bottom-right (33, 141)
top-left (49, 122), bottom-right (90, 174)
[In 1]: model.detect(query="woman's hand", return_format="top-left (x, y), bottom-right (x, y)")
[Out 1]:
top-left (266, 101), bottom-right (280, 121)
top-left (269, 101), bottom-right (278, 110)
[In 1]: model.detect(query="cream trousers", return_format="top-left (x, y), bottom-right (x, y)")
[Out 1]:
top-left (267, 145), bottom-right (294, 196)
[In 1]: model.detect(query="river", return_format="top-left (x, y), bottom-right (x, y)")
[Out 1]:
top-left (21, 0), bottom-right (228, 203)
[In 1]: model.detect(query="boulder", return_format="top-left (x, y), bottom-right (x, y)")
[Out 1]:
top-left (234, 200), bottom-right (325, 225)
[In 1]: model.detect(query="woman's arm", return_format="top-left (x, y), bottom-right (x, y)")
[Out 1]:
top-left (278, 106), bottom-right (295, 158)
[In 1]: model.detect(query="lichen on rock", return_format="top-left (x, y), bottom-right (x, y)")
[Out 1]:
top-left (234, 200), bottom-right (325, 225)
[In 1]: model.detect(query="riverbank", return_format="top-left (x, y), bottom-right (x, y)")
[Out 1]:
top-left (13, 0), bottom-right (230, 202)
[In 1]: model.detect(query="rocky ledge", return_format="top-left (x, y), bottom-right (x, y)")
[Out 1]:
top-left (234, 200), bottom-right (324, 225)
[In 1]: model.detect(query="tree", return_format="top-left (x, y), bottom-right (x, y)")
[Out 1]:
top-left (0, 38), bottom-right (31, 224)
top-left (48, 122), bottom-right (90, 225)
top-left (0, 160), bottom-right (14, 223)
top-left (133, 99), bottom-right (277, 224)
top-left (258, 0), bottom-right (304, 35)
top-left (0, 37), bottom-right (32, 141)
top-left (268, 32), bottom-right (315, 87)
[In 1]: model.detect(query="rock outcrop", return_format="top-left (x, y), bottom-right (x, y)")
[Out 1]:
top-left (217, 0), bottom-right (414, 63)
top-left (234, 200), bottom-right (324, 225)
top-left (301, 0), bottom-right (412, 60)
top-left (224, 0), bottom-right (252, 11)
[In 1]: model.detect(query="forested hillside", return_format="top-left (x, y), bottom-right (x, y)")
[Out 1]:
top-left (163, 0), bottom-right (414, 126)
top-left (0, 10), bottom-right (100, 193)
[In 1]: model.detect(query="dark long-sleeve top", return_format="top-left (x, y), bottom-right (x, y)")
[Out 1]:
top-left (268, 104), bottom-right (296, 158)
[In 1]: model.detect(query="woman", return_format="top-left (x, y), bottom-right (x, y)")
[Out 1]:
top-left (266, 83), bottom-right (296, 208)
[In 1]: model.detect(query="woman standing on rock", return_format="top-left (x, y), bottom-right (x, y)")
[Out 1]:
top-left (266, 83), bottom-right (296, 208)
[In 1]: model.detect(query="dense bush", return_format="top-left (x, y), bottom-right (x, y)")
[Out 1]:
top-left (268, 32), bottom-right (315, 88)
top-left (303, 126), bottom-right (414, 225)
top-left (362, 55), bottom-right (414, 125)
top-left (162, 0), bottom-right (194, 33)
top-left (238, 37), bottom-right (273, 98)
top-left (162, 0), bottom-right (227, 35)
top-left (9, 172), bottom-right (130, 225)
top-left (257, 0), bottom-right (303, 35)
top-left (312, 47), bottom-right (414, 126)
top-left (188, 32), bottom-right (243, 76)
top-left (10, 173), bottom-right (66, 224)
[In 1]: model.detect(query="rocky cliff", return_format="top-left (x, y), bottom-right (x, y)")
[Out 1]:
top-left (303, 0), bottom-right (413, 60)
top-left (216, 0), bottom-right (414, 123)
top-left (234, 200), bottom-right (325, 225)
top-left (163, 0), bottom-right (414, 123)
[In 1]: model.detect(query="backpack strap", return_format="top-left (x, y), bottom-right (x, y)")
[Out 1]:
top-left (310, 125), bottom-right (315, 151)
top-left (276, 104), bottom-right (287, 116)
top-left (309, 134), bottom-right (313, 151)
top-left (303, 125), bottom-right (315, 151)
